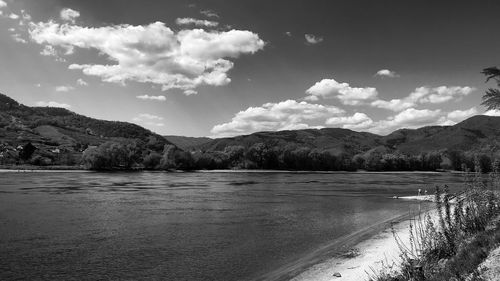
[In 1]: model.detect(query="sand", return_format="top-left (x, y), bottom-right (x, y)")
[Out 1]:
top-left (290, 208), bottom-right (438, 281)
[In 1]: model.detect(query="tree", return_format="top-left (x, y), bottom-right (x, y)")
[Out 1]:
top-left (143, 152), bottom-right (162, 169)
top-left (82, 141), bottom-right (139, 170)
top-left (481, 67), bottom-right (500, 110)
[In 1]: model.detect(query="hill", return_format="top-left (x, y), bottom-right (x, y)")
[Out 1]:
top-left (190, 115), bottom-right (500, 156)
top-left (2, 92), bottom-right (500, 171)
top-left (163, 135), bottom-right (212, 150)
top-left (0, 93), bottom-right (172, 167)
top-left (197, 128), bottom-right (383, 156)
top-left (180, 115), bottom-right (500, 171)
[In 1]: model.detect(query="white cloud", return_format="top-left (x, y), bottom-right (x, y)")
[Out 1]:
top-left (285, 31), bottom-right (292, 37)
top-left (20, 10), bottom-right (31, 21)
top-left (55, 85), bottom-right (75, 92)
top-left (11, 33), bottom-right (27, 44)
top-left (29, 19), bottom-right (265, 95)
top-left (368, 108), bottom-right (442, 135)
top-left (9, 13), bottom-right (19, 19)
top-left (183, 89), bottom-right (197, 95)
top-left (133, 113), bottom-right (164, 126)
top-left (305, 34), bottom-right (323, 44)
top-left (0, 0), bottom-right (7, 8)
top-left (136, 94), bottom-right (166, 101)
top-left (484, 110), bottom-right (500, 117)
top-left (60, 8), bottom-right (80, 23)
top-left (35, 101), bottom-right (71, 109)
top-left (305, 78), bottom-right (378, 105)
top-left (375, 69), bottom-right (399, 78)
top-left (200, 9), bottom-right (219, 18)
top-left (446, 107), bottom-right (478, 122)
top-left (371, 86), bottom-right (475, 112)
top-left (133, 113), bottom-right (164, 121)
top-left (175, 17), bottom-right (218, 27)
top-left (419, 86), bottom-right (474, 104)
top-left (325, 112), bottom-right (374, 130)
top-left (40, 45), bottom-right (57, 56)
top-left (211, 99), bottom-right (344, 137)
top-left (77, 78), bottom-right (88, 86)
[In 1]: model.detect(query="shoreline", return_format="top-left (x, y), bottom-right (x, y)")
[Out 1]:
top-left (0, 166), bottom-right (457, 174)
top-left (256, 203), bottom-right (434, 281)
top-left (254, 205), bottom-right (433, 281)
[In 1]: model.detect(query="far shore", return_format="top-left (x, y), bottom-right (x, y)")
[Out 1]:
top-left (0, 165), bottom-right (461, 174)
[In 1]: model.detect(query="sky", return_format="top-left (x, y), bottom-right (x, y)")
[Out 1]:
top-left (1, 0), bottom-right (500, 137)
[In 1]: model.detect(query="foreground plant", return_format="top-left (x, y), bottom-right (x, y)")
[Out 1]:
top-left (373, 160), bottom-right (500, 281)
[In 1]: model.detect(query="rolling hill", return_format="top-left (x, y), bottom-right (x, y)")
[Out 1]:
top-left (185, 115), bottom-right (500, 159)
top-left (0, 93), bottom-right (172, 167)
top-left (2, 92), bottom-right (500, 171)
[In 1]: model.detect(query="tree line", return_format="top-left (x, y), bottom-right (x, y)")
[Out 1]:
top-left (80, 140), bottom-right (495, 172)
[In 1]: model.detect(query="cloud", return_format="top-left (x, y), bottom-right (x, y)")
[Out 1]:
top-left (55, 85), bottom-right (75, 92)
top-left (371, 86), bottom-right (475, 112)
top-left (175, 17), bottom-right (218, 27)
top-left (419, 86), bottom-right (475, 104)
top-left (29, 18), bottom-right (265, 95)
top-left (133, 113), bottom-right (163, 121)
top-left (9, 13), bottom-right (19, 19)
top-left (446, 107), bottom-right (478, 122)
top-left (375, 69), bottom-right (399, 78)
top-left (200, 9), bottom-right (219, 18)
top-left (11, 33), bottom-right (27, 44)
top-left (136, 94), bottom-right (166, 101)
top-left (285, 31), bottom-right (292, 37)
top-left (40, 45), bottom-right (57, 56)
top-left (305, 78), bottom-right (378, 105)
top-left (325, 112), bottom-right (374, 130)
top-left (0, 0), bottom-right (6, 8)
top-left (484, 110), bottom-right (500, 117)
top-left (35, 101), bottom-right (71, 109)
top-left (305, 34), bottom-right (323, 44)
top-left (133, 113), bottom-right (164, 126)
top-left (368, 108), bottom-right (442, 135)
top-left (211, 99), bottom-right (344, 137)
top-left (77, 78), bottom-right (88, 86)
top-left (60, 8), bottom-right (80, 23)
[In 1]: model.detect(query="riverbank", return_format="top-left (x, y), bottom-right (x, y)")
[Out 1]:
top-left (0, 165), bottom-right (457, 174)
top-left (285, 206), bottom-right (435, 281)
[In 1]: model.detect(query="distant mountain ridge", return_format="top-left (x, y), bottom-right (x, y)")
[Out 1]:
top-left (2, 92), bottom-right (499, 171)
top-left (174, 115), bottom-right (499, 157)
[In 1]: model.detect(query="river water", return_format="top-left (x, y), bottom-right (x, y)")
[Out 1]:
top-left (0, 171), bottom-right (465, 280)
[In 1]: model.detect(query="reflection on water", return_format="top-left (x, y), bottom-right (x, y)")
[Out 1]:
top-left (0, 171), bottom-right (464, 280)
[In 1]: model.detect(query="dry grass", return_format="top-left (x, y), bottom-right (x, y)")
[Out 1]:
top-left (371, 158), bottom-right (500, 281)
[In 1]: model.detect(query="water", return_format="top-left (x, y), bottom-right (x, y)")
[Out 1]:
top-left (0, 171), bottom-right (465, 281)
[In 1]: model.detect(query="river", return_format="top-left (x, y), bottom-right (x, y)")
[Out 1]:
top-left (0, 171), bottom-right (465, 280)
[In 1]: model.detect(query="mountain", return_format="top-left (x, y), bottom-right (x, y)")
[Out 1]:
top-left (0, 93), bottom-right (172, 166)
top-left (195, 128), bottom-right (383, 156)
top-left (186, 115), bottom-right (500, 156)
top-left (385, 115), bottom-right (500, 155)
top-left (163, 135), bottom-right (212, 150)
top-left (2, 92), bottom-right (500, 171)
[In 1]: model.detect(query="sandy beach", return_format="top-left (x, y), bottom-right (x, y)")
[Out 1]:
top-left (289, 198), bottom-right (437, 281)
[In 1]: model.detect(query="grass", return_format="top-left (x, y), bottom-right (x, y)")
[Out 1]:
top-left (370, 158), bottom-right (500, 281)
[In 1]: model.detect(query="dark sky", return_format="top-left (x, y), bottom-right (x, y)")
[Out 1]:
top-left (1, 0), bottom-right (499, 136)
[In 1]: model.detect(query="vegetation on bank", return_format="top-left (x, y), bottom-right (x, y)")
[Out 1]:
top-left (370, 160), bottom-right (500, 281)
